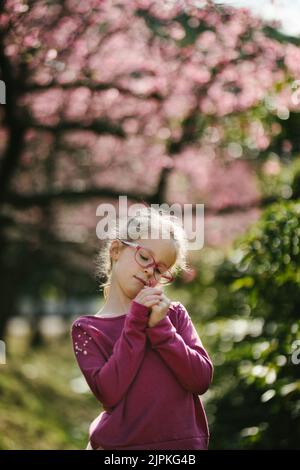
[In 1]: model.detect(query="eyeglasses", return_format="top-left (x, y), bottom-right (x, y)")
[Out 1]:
top-left (117, 239), bottom-right (174, 285)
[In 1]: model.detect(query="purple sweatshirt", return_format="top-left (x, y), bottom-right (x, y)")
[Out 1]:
top-left (71, 300), bottom-right (213, 450)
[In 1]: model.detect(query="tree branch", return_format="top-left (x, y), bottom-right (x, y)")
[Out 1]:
top-left (21, 80), bottom-right (163, 101)
top-left (2, 186), bottom-right (279, 216)
top-left (29, 119), bottom-right (126, 137)
top-left (2, 187), bottom-right (152, 207)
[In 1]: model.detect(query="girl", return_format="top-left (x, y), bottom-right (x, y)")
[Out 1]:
top-left (71, 207), bottom-right (213, 450)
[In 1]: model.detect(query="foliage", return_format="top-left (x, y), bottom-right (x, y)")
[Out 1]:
top-left (0, 334), bottom-right (98, 449)
top-left (182, 199), bottom-right (300, 449)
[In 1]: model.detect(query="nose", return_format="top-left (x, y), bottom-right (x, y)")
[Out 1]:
top-left (143, 265), bottom-right (154, 276)
top-left (143, 266), bottom-right (156, 284)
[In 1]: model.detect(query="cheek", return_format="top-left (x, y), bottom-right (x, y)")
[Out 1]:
top-left (115, 257), bottom-right (142, 293)
top-left (116, 254), bottom-right (135, 277)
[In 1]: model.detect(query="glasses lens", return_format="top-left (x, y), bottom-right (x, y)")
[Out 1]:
top-left (157, 271), bottom-right (173, 284)
top-left (153, 262), bottom-right (173, 284)
top-left (136, 247), bottom-right (154, 267)
top-left (135, 247), bottom-right (173, 284)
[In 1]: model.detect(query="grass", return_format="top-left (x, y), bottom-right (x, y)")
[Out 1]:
top-left (0, 332), bottom-right (100, 450)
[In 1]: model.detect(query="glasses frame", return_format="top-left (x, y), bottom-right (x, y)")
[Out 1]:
top-left (117, 239), bottom-right (174, 285)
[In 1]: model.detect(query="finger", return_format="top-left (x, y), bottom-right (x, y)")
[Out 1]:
top-left (142, 284), bottom-right (163, 290)
top-left (157, 295), bottom-right (168, 304)
top-left (145, 294), bottom-right (163, 301)
top-left (136, 289), bottom-right (160, 297)
top-left (140, 291), bottom-right (163, 300)
top-left (144, 299), bottom-right (162, 307)
top-left (154, 300), bottom-right (167, 307)
top-left (143, 294), bottom-right (164, 302)
top-left (142, 286), bottom-right (163, 293)
top-left (135, 296), bottom-right (160, 306)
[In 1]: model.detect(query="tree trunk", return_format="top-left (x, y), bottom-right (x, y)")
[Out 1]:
top-left (0, 273), bottom-right (18, 339)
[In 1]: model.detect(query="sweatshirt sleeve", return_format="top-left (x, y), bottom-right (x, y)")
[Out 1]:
top-left (71, 300), bottom-right (149, 411)
top-left (145, 302), bottom-right (213, 395)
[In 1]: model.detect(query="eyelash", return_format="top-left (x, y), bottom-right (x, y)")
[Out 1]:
top-left (141, 255), bottom-right (162, 274)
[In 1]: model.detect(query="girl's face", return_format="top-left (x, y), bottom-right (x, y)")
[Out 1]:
top-left (110, 238), bottom-right (177, 298)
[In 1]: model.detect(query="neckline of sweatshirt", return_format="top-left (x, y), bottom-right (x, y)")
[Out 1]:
top-left (84, 314), bottom-right (127, 320)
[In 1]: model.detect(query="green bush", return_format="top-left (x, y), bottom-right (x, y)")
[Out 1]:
top-left (205, 200), bottom-right (300, 449)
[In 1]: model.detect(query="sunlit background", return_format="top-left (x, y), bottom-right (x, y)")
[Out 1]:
top-left (215, 0), bottom-right (300, 36)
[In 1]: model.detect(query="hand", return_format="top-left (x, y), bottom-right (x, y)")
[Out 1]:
top-left (147, 291), bottom-right (171, 328)
top-left (133, 286), bottom-right (163, 310)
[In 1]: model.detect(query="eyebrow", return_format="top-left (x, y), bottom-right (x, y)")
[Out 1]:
top-left (140, 244), bottom-right (172, 267)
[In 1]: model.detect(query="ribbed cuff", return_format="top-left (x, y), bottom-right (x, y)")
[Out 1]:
top-left (145, 315), bottom-right (176, 347)
top-left (127, 300), bottom-right (150, 329)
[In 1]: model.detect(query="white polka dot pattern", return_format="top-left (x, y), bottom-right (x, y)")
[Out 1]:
top-left (72, 322), bottom-right (93, 356)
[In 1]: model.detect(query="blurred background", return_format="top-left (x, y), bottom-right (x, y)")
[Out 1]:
top-left (0, 0), bottom-right (300, 450)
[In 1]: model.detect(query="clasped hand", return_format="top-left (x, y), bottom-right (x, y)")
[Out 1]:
top-left (133, 286), bottom-right (171, 328)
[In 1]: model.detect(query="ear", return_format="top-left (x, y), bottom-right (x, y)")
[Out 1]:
top-left (109, 239), bottom-right (122, 261)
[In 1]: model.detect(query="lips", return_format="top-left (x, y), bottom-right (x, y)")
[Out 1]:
top-left (133, 275), bottom-right (147, 286)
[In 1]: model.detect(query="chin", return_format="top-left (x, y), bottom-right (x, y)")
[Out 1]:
top-left (124, 280), bottom-right (141, 297)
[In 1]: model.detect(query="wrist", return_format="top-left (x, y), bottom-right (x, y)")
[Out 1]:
top-left (131, 300), bottom-right (149, 313)
top-left (129, 300), bottom-right (150, 329)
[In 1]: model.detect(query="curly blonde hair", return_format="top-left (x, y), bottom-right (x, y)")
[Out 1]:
top-left (94, 206), bottom-right (192, 300)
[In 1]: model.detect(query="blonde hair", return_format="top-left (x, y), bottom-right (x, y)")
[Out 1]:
top-left (94, 206), bottom-right (192, 300)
